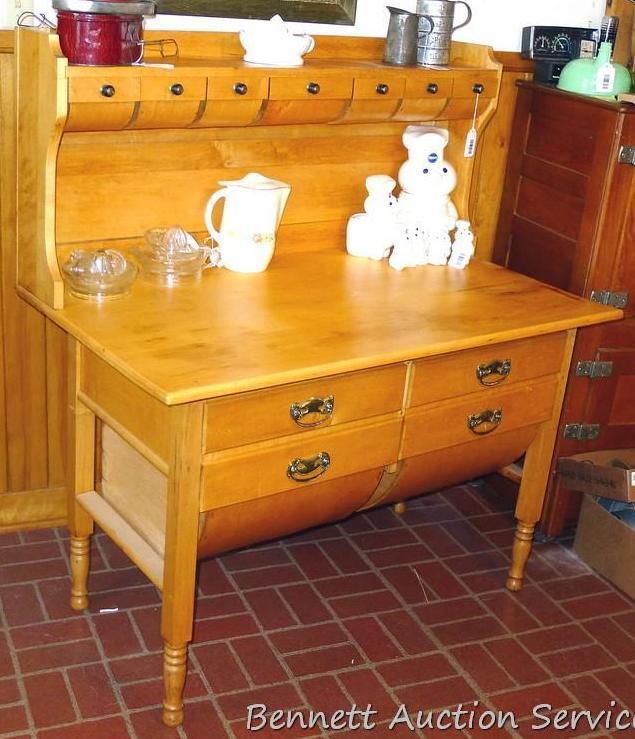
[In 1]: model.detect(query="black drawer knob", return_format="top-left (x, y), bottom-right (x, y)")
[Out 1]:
top-left (376, 83), bottom-right (390, 95)
top-left (100, 84), bottom-right (116, 98)
top-left (306, 82), bottom-right (321, 95)
top-left (233, 82), bottom-right (248, 95)
top-left (170, 83), bottom-right (184, 96)
top-left (472, 83), bottom-right (484, 94)
top-left (427, 83), bottom-right (439, 94)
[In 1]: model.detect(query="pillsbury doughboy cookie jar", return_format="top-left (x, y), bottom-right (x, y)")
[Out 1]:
top-left (397, 125), bottom-right (458, 231)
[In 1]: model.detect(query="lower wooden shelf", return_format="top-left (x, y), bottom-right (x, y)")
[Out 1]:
top-left (78, 490), bottom-right (164, 589)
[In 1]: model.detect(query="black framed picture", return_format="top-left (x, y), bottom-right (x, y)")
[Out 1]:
top-left (156, 0), bottom-right (358, 24)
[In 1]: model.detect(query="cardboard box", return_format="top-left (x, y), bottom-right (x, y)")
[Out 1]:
top-left (558, 449), bottom-right (635, 502)
top-left (574, 495), bottom-right (635, 600)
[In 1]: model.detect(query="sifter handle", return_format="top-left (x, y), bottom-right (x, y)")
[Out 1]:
top-left (453, 1), bottom-right (472, 31)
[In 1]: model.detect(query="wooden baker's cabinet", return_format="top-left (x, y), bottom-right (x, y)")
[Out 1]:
top-left (15, 28), bottom-right (621, 727)
top-left (494, 81), bottom-right (635, 535)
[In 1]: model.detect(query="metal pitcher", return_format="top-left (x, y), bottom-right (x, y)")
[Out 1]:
top-left (384, 6), bottom-right (433, 66)
top-left (416, 0), bottom-right (472, 66)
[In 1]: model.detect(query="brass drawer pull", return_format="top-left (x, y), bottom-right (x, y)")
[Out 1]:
top-left (468, 409), bottom-right (503, 435)
top-left (289, 395), bottom-right (334, 427)
top-left (287, 452), bottom-right (331, 482)
top-left (476, 359), bottom-right (511, 386)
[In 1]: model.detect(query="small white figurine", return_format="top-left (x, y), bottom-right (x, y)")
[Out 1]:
top-left (448, 219), bottom-right (476, 269)
top-left (412, 225), bottom-right (429, 266)
top-left (426, 228), bottom-right (453, 266)
top-left (347, 175), bottom-right (398, 260)
top-left (364, 174), bottom-right (398, 217)
top-left (389, 224), bottom-right (417, 271)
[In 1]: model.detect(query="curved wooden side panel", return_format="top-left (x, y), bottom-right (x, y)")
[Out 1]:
top-left (446, 95), bottom-right (499, 224)
top-left (66, 102), bottom-right (136, 132)
top-left (196, 468), bottom-right (382, 558)
top-left (16, 28), bottom-right (67, 309)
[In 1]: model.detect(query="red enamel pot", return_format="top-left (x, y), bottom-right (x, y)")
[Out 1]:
top-left (53, 0), bottom-right (156, 66)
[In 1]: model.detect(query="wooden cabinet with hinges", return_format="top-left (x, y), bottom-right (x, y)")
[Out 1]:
top-left (493, 81), bottom-right (635, 535)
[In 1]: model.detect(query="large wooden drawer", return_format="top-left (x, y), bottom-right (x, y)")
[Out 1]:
top-left (410, 333), bottom-right (566, 406)
top-left (204, 363), bottom-right (406, 451)
top-left (197, 469), bottom-right (382, 558)
top-left (403, 376), bottom-right (558, 458)
top-left (201, 414), bottom-right (401, 510)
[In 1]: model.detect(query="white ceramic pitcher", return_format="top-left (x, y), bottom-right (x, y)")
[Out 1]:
top-left (204, 172), bottom-right (291, 273)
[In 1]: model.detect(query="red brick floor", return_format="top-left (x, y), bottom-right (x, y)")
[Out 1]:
top-left (1, 481), bottom-right (634, 738)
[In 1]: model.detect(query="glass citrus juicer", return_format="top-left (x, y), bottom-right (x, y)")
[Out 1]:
top-left (130, 225), bottom-right (216, 283)
top-left (61, 248), bottom-right (137, 300)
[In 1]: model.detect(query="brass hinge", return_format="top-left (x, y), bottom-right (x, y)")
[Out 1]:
top-left (575, 360), bottom-right (614, 378)
top-left (618, 145), bottom-right (635, 166)
top-left (590, 290), bottom-right (629, 308)
top-left (563, 423), bottom-right (601, 441)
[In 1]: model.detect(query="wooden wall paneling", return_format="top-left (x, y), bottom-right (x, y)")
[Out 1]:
top-left (607, 0), bottom-right (635, 66)
top-left (0, 39), bottom-right (48, 493)
top-left (0, 39), bottom-right (13, 493)
top-left (0, 32), bottom-right (67, 530)
top-left (55, 127), bottom-right (409, 247)
top-left (0, 487), bottom-right (66, 532)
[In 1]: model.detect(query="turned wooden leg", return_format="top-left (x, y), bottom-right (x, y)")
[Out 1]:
top-left (506, 520), bottom-right (535, 592)
top-left (67, 338), bottom-right (96, 612)
top-left (69, 535), bottom-right (91, 611)
top-left (393, 501), bottom-right (407, 515)
top-left (162, 642), bottom-right (188, 727)
top-left (160, 403), bottom-right (205, 728)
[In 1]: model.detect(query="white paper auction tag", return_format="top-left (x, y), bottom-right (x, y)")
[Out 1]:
top-left (595, 62), bottom-right (615, 93)
top-left (464, 91), bottom-right (480, 158)
top-left (463, 127), bottom-right (477, 158)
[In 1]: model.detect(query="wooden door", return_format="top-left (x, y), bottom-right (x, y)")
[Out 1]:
top-left (539, 109), bottom-right (635, 535)
top-left (493, 83), bottom-right (619, 294)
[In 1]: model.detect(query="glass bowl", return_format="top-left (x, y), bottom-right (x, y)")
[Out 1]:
top-left (61, 248), bottom-right (137, 300)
